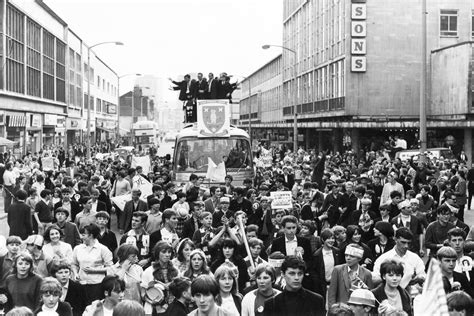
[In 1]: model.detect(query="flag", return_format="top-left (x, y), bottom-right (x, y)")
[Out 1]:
top-left (413, 258), bottom-right (449, 316)
top-left (206, 157), bottom-right (226, 182)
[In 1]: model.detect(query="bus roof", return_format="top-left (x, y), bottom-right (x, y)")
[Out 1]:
top-left (176, 123), bottom-right (250, 139)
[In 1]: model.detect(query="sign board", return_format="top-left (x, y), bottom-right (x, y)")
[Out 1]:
top-left (131, 156), bottom-right (152, 174)
top-left (111, 176), bottom-right (153, 211)
top-left (270, 191), bottom-right (293, 209)
top-left (42, 157), bottom-right (54, 171)
top-left (351, 1), bottom-right (367, 72)
top-left (44, 114), bottom-right (58, 126)
top-left (197, 100), bottom-right (230, 137)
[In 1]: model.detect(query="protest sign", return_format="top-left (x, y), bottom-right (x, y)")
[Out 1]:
top-left (131, 156), bottom-right (151, 174)
top-left (41, 157), bottom-right (54, 171)
top-left (270, 191), bottom-right (293, 209)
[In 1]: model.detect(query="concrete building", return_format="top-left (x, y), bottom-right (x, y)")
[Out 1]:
top-left (0, 0), bottom-right (118, 155)
top-left (240, 0), bottom-right (474, 162)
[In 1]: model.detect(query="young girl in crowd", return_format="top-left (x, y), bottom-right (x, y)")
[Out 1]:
top-left (172, 238), bottom-right (195, 276)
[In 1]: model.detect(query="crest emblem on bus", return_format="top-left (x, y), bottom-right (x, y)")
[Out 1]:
top-left (197, 100), bottom-right (230, 137)
top-left (202, 105), bottom-right (225, 133)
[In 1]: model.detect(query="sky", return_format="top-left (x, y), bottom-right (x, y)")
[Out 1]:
top-left (44, 0), bottom-right (283, 95)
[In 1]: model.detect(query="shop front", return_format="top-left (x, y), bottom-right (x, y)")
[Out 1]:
top-left (96, 119), bottom-right (117, 143)
top-left (66, 117), bottom-right (83, 147)
top-left (6, 113), bottom-right (27, 156)
top-left (26, 114), bottom-right (42, 154)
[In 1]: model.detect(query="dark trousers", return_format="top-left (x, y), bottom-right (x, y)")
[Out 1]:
top-left (457, 204), bottom-right (465, 222)
top-left (3, 185), bottom-right (13, 213)
top-left (83, 283), bottom-right (103, 305)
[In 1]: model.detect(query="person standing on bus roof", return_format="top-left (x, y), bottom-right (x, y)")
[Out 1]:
top-left (196, 73), bottom-right (208, 100)
top-left (208, 72), bottom-right (219, 99)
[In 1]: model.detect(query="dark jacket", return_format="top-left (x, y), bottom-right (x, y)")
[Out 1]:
top-left (119, 199), bottom-right (148, 232)
top-left (54, 200), bottom-right (82, 222)
top-left (372, 284), bottom-right (412, 316)
top-left (64, 280), bottom-right (88, 316)
top-left (35, 200), bottom-right (53, 223)
top-left (7, 201), bottom-right (33, 239)
top-left (56, 221), bottom-right (82, 249)
top-left (270, 236), bottom-right (313, 263)
top-left (165, 299), bottom-right (188, 316)
top-left (263, 288), bottom-right (326, 316)
top-left (309, 247), bottom-right (339, 298)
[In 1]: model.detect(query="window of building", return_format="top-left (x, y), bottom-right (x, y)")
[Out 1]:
top-left (472, 11), bottom-right (474, 37)
top-left (5, 4), bottom-right (25, 94)
top-left (26, 18), bottom-right (41, 97)
top-left (97, 98), bottom-right (102, 113)
top-left (97, 76), bottom-right (101, 88)
top-left (42, 30), bottom-right (55, 100)
top-left (440, 9), bottom-right (458, 37)
top-left (56, 39), bottom-right (66, 102)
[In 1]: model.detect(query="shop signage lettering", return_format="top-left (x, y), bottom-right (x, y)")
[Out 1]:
top-left (351, 0), bottom-right (367, 72)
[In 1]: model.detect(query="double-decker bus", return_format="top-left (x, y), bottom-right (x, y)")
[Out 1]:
top-left (132, 120), bottom-right (159, 150)
top-left (172, 101), bottom-right (254, 185)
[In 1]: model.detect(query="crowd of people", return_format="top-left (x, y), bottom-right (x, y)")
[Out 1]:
top-left (1, 141), bottom-right (474, 316)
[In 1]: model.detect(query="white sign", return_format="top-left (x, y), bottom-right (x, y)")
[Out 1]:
top-left (41, 157), bottom-right (54, 171)
top-left (111, 177), bottom-right (152, 212)
top-left (131, 156), bottom-right (151, 174)
top-left (206, 157), bottom-right (226, 182)
top-left (351, 3), bottom-right (366, 20)
top-left (351, 57), bottom-right (367, 72)
top-left (44, 114), bottom-right (57, 126)
top-left (351, 0), bottom-right (367, 73)
top-left (351, 21), bottom-right (366, 37)
top-left (197, 100), bottom-right (230, 137)
top-left (351, 39), bottom-right (366, 55)
top-left (270, 191), bottom-right (293, 210)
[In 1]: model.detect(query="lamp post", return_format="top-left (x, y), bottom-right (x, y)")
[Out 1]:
top-left (262, 44), bottom-right (298, 153)
top-left (420, 0), bottom-right (427, 160)
top-left (117, 73), bottom-right (141, 146)
top-left (86, 41), bottom-right (123, 160)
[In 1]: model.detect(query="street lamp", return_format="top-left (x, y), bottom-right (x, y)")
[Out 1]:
top-left (86, 41), bottom-right (124, 160)
top-left (262, 44), bottom-right (298, 153)
top-left (118, 73), bottom-right (142, 144)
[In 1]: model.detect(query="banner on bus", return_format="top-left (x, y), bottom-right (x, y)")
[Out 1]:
top-left (270, 191), bottom-right (293, 209)
top-left (197, 100), bottom-right (230, 137)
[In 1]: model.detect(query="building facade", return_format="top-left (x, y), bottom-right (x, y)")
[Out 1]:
top-left (0, 0), bottom-right (118, 156)
top-left (240, 0), bottom-right (474, 162)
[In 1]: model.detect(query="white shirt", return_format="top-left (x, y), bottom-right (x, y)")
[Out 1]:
top-left (3, 170), bottom-right (15, 186)
top-left (285, 235), bottom-right (297, 256)
top-left (373, 248), bottom-right (426, 289)
top-left (322, 248), bottom-right (335, 282)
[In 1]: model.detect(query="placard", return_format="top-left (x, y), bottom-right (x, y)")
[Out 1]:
top-left (41, 157), bottom-right (54, 171)
top-left (270, 191), bottom-right (293, 209)
top-left (131, 156), bottom-right (151, 174)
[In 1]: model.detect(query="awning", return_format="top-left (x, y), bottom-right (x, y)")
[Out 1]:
top-left (8, 116), bottom-right (27, 127)
top-left (96, 126), bottom-right (114, 133)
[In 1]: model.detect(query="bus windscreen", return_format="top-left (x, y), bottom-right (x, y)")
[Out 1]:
top-left (175, 137), bottom-right (252, 172)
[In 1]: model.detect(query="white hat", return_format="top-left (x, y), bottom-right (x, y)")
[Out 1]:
top-left (398, 200), bottom-right (411, 210)
top-left (347, 289), bottom-right (376, 307)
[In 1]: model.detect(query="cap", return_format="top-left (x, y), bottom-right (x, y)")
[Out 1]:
top-left (345, 245), bottom-right (364, 258)
top-left (410, 198), bottom-right (419, 205)
top-left (25, 235), bottom-right (44, 247)
top-left (347, 289), bottom-right (376, 307)
top-left (398, 200), bottom-right (411, 210)
top-left (220, 196), bottom-right (230, 203)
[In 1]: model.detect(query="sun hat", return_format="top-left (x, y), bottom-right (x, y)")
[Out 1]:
top-left (347, 289), bottom-right (376, 307)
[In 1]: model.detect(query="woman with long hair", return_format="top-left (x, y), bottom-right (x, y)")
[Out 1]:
top-left (241, 263), bottom-right (280, 316)
top-left (214, 262), bottom-right (242, 316)
top-left (42, 225), bottom-right (73, 265)
top-left (172, 238), bottom-right (195, 276)
top-left (183, 249), bottom-right (213, 281)
top-left (141, 241), bottom-right (178, 315)
top-left (5, 251), bottom-right (43, 311)
top-left (210, 239), bottom-right (248, 293)
top-left (108, 244), bottom-right (143, 301)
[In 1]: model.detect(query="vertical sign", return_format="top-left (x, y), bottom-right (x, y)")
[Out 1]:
top-left (351, 1), bottom-right (367, 72)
